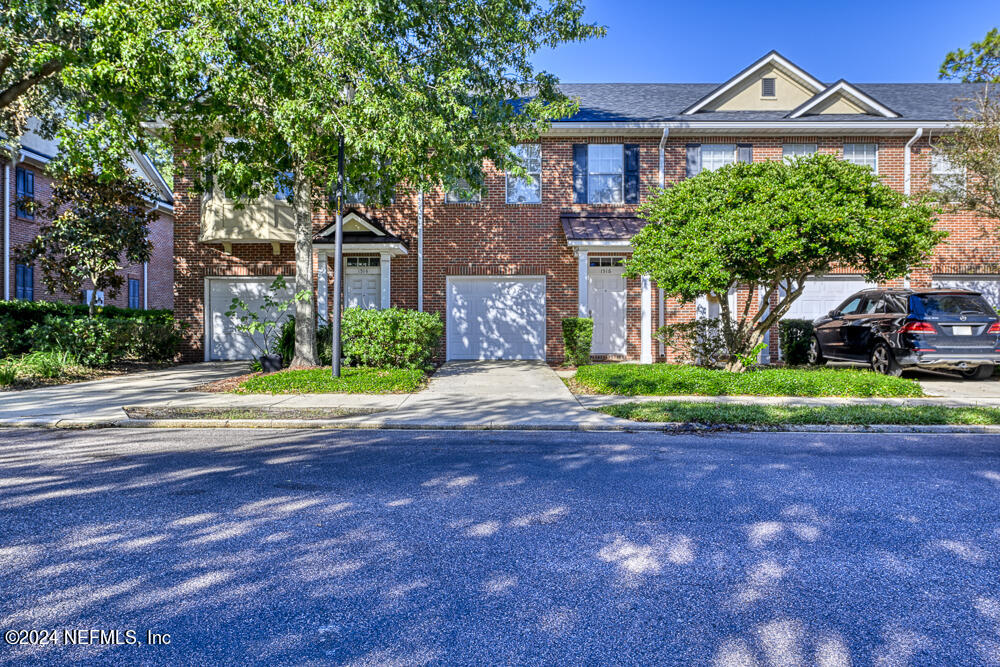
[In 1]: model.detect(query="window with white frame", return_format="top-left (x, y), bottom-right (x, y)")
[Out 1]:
top-left (587, 144), bottom-right (623, 204)
top-left (506, 144), bottom-right (542, 204)
top-left (445, 178), bottom-right (482, 204)
top-left (930, 151), bottom-right (966, 195)
top-left (782, 143), bottom-right (817, 161)
top-left (843, 143), bottom-right (878, 172)
top-left (701, 144), bottom-right (737, 172)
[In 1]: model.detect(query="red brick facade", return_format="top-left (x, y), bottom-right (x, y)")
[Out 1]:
top-left (1, 158), bottom-right (173, 310)
top-left (172, 133), bottom-right (999, 364)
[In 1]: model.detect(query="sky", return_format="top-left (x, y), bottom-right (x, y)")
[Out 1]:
top-left (531, 0), bottom-right (999, 83)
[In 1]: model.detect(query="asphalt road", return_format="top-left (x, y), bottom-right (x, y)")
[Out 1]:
top-left (1, 428), bottom-right (999, 665)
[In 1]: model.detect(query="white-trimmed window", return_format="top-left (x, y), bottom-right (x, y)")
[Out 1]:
top-left (843, 143), bottom-right (878, 172)
top-left (701, 144), bottom-right (737, 172)
top-left (930, 151), bottom-right (966, 195)
top-left (782, 143), bottom-right (817, 161)
top-left (587, 144), bottom-right (624, 204)
top-left (445, 178), bottom-right (482, 204)
top-left (506, 144), bottom-right (542, 204)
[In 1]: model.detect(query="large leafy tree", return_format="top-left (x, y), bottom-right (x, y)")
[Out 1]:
top-left (931, 30), bottom-right (1000, 221)
top-left (628, 155), bottom-right (944, 371)
top-left (16, 168), bottom-right (156, 316)
top-left (67, 0), bottom-right (603, 365)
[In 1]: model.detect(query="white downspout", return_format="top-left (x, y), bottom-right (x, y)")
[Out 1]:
top-left (904, 127), bottom-right (923, 196)
top-left (903, 128), bottom-right (922, 291)
top-left (143, 262), bottom-right (148, 309)
top-left (658, 127), bottom-right (669, 188)
top-left (3, 163), bottom-right (8, 301)
top-left (417, 190), bottom-right (424, 312)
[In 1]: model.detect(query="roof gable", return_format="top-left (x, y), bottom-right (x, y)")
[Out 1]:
top-left (682, 51), bottom-right (825, 115)
top-left (788, 80), bottom-right (900, 118)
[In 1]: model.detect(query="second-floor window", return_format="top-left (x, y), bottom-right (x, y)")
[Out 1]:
top-left (685, 144), bottom-right (751, 177)
top-left (843, 143), bottom-right (878, 172)
top-left (506, 144), bottom-right (542, 204)
top-left (15, 167), bottom-right (34, 219)
top-left (445, 178), bottom-right (482, 204)
top-left (930, 151), bottom-right (966, 196)
top-left (573, 144), bottom-right (640, 204)
top-left (129, 278), bottom-right (141, 309)
top-left (782, 143), bottom-right (818, 160)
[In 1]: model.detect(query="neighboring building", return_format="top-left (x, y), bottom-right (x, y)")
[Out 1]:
top-left (2, 121), bottom-right (174, 310)
top-left (172, 51), bottom-right (996, 363)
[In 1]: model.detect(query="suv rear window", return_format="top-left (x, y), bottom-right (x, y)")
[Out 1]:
top-left (909, 293), bottom-right (996, 319)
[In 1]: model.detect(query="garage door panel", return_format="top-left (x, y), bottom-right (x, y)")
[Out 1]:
top-left (209, 278), bottom-right (294, 360)
top-left (932, 276), bottom-right (1000, 309)
top-left (447, 277), bottom-right (545, 360)
top-left (783, 277), bottom-right (875, 321)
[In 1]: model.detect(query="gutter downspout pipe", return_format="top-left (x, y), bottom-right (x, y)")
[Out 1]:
top-left (417, 190), bottom-right (424, 312)
top-left (658, 127), bottom-right (669, 188)
top-left (656, 127), bottom-right (670, 357)
top-left (904, 127), bottom-right (923, 197)
top-left (3, 163), bottom-right (9, 300)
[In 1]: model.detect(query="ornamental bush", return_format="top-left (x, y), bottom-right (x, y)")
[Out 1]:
top-left (778, 319), bottom-right (814, 366)
top-left (561, 317), bottom-right (593, 366)
top-left (341, 308), bottom-right (443, 370)
top-left (26, 315), bottom-right (181, 367)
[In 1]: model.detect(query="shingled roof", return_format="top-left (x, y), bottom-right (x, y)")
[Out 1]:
top-left (561, 213), bottom-right (647, 242)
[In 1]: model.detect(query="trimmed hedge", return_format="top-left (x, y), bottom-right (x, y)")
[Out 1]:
top-left (778, 319), bottom-right (814, 366)
top-left (342, 307), bottom-right (443, 370)
top-left (562, 317), bottom-right (594, 366)
top-left (0, 301), bottom-right (173, 356)
top-left (26, 315), bottom-right (181, 367)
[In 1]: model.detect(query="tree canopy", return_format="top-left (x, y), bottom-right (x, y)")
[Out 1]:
top-left (627, 154), bottom-right (944, 370)
top-left (941, 27), bottom-right (1000, 82)
top-left (16, 168), bottom-right (156, 316)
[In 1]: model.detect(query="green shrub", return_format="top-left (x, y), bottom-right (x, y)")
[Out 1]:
top-left (0, 301), bottom-right (174, 356)
top-left (572, 363), bottom-right (923, 398)
top-left (778, 319), bottom-right (814, 365)
top-left (26, 315), bottom-right (180, 367)
top-left (341, 308), bottom-right (443, 369)
top-left (18, 351), bottom-right (76, 378)
top-left (0, 360), bottom-right (17, 386)
top-left (562, 317), bottom-right (593, 366)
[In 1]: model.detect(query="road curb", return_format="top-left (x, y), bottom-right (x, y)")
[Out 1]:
top-left (4, 417), bottom-right (1000, 434)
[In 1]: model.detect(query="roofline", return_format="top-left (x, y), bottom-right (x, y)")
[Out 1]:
top-left (682, 50), bottom-right (826, 115)
top-left (787, 79), bottom-right (900, 119)
top-left (544, 120), bottom-right (957, 136)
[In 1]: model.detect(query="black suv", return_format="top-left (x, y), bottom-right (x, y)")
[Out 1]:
top-left (808, 288), bottom-right (1000, 378)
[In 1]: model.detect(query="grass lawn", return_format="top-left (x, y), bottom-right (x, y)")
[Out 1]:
top-left (125, 406), bottom-right (375, 420)
top-left (599, 401), bottom-right (1000, 426)
top-left (233, 367), bottom-right (426, 394)
top-left (571, 363), bottom-right (923, 398)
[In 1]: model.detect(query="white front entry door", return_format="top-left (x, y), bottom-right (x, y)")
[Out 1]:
top-left (446, 276), bottom-right (546, 360)
top-left (345, 257), bottom-right (381, 309)
top-left (588, 258), bottom-right (627, 355)
top-left (207, 277), bottom-right (293, 360)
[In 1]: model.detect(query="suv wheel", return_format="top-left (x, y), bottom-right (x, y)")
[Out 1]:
top-left (959, 364), bottom-right (995, 381)
top-left (870, 343), bottom-right (902, 377)
top-left (807, 336), bottom-right (825, 366)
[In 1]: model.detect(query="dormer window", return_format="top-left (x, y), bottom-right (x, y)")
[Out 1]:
top-left (761, 77), bottom-right (776, 98)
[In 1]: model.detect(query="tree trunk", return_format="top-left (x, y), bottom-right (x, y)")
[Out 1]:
top-left (289, 161), bottom-right (319, 368)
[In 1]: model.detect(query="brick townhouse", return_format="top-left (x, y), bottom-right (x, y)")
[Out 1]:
top-left (1, 122), bottom-right (174, 310)
top-left (172, 51), bottom-right (998, 364)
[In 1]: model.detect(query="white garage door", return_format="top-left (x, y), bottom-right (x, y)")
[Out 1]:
top-left (207, 277), bottom-right (294, 360)
top-left (447, 276), bottom-right (546, 360)
top-left (932, 276), bottom-right (1000, 309)
top-left (783, 276), bottom-right (876, 321)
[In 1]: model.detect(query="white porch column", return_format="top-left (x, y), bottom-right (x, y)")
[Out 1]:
top-left (640, 274), bottom-right (653, 364)
top-left (577, 250), bottom-right (589, 317)
top-left (380, 252), bottom-right (391, 309)
top-left (316, 250), bottom-right (329, 324)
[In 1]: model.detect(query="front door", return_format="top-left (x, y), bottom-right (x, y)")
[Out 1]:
top-left (588, 257), bottom-right (627, 355)
top-left (345, 256), bottom-right (381, 309)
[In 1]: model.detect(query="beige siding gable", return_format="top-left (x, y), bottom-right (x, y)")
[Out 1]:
top-left (200, 189), bottom-right (296, 243)
top-left (707, 65), bottom-right (815, 112)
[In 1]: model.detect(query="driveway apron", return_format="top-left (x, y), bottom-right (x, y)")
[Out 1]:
top-left (385, 361), bottom-right (616, 428)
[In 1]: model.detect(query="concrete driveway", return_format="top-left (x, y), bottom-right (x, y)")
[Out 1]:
top-left (0, 362), bottom-right (247, 422)
top-left (2, 428), bottom-right (1000, 664)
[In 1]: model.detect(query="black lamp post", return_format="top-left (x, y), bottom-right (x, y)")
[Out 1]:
top-left (332, 83), bottom-right (354, 378)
